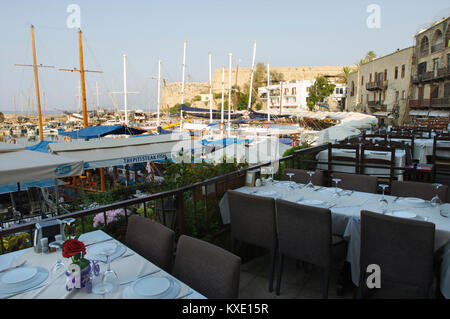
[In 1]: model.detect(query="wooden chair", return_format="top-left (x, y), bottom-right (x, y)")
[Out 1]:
top-left (360, 145), bottom-right (396, 187)
top-left (327, 143), bottom-right (360, 181)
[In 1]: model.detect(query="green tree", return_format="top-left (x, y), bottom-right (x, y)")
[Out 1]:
top-left (248, 63), bottom-right (284, 109)
top-left (307, 76), bottom-right (336, 108)
top-left (339, 66), bottom-right (353, 85)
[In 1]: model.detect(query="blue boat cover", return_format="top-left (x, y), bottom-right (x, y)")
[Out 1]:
top-left (59, 125), bottom-right (146, 140)
top-left (26, 140), bottom-right (54, 153)
top-left (0, 179), bottom-right (65, 194)
top-left (201, 138), bottom-right (252, 148)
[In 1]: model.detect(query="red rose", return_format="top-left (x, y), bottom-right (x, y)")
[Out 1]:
top-left (62, 239), bottom-right (86, 259)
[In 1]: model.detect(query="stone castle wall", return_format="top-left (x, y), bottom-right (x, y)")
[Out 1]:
top-left (162, 65), bottom-right (347, 109)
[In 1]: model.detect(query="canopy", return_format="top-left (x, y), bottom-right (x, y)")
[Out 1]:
top-left (48, 132), bottom-right (194, 169)
top-left (59, 125), bottom-right (147, 140)
top-left (0, 145), bottom-right (84, 185)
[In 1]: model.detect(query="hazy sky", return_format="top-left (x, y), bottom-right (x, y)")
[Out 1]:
top-left (0, 0), bottom-right (449, 113)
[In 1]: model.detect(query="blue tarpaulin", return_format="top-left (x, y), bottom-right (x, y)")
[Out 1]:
top-left (59, 125), bottom-right (146, 140)
top-left (0, 179), bottom-right (65, 194)
top-left (26, 140), bottom-right (54, 153)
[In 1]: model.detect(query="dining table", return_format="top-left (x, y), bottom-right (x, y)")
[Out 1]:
top-left (219, 180), bottom-right (450, 298)
top-left (0, 230), bottom-right (206, 299)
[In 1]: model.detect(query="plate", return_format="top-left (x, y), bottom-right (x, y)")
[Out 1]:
top-left (0, 267), bottom-right (48, 294)
top-left (123, 277), bottom-right (181, 299)
top-left (85, 242), bottom-right (126, 262)
top-left (1, 267), bottom-right (37, 285)
top-left (397, 197), bottom-right (427, 207)
top-left (297, 200), bottom-right (327, 208)
top-left (132, 277), bottom-right (171, 297)
top-left (386, 211), bottom-right (417, 219)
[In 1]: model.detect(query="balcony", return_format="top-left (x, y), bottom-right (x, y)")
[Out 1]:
top-left (366, 80), bottom-right (388, 91)
top-left (367, 101), bottom-right (387, 112)
top-left (411, 67), bottom-right (450, 84)
top-left (409, 99), bottom-right (431, 108)
top-left (431, 43), bottom-right (444, 53)
top-left (431, 97), bottom-right (450, 108)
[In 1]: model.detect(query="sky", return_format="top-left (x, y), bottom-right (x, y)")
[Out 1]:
top-left (0, 0), bottom-right (449, 113)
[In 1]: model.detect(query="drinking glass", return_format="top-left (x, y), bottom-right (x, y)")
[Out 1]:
top-left (332, 178), bottom-right (342, 198)
top-left (49, 240), bottom-right (65, 284)
top-left (304, 171), bottom-right (315, 189)
top-left (431, 183), bottom-right (443, 207)
top-left (94, 246), bottom-right (120, 297)
top-left (379, 184), bottom-right (389, 213)
top-left (286, 172), bottom-right (295, 190)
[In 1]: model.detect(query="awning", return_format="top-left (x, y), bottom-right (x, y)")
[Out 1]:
top-left (373, 112), bottom-right (390, 117)
top-left (48, 132), bottom-right (194, 169)
top-left (429, 111), bottom-right (450, 117)
top-left (59, 125), bottom-right (147, 140)
top-left (409, 110), bottom-right (430, 116)
top-left (0, 179), bottom-right (65, 195)
top-left (0, 147), bottom-right (84, 185)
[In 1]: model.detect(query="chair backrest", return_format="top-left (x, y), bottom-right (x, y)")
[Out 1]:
top-left (9, 191), bottom-right (31, 215)
top-left (391, 180), bottom-right (448, 202)
top-left (126, 215), bottom-right (175, 272)
top-left (227, 190), bottom-right (277, 250)
top-left (432, 135), bottom-right (450, 163)
top-left (172, 235), bottom-right (241, 299)
top-left (332, 172), bottom-right (378, 194)
top-left (275, 199), bottom-right (332, 268)
top-left (360, 145), bottom-right (395, 185)
top-left (360, 211), bottom-right (435, 297)
top-left (283, 169), bottom-right (325, 186)
top-left (327, 143), bottom-right (360, 175)
top-left (388, 135), bottom-right (414, 155)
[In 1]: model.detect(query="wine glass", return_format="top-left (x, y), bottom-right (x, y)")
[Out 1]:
top-left (286, 172), bottom-right (295, 190)
top-left (94, 246), bottom-right (120, 297)
top-left (431, 183), bottom-right (443, 207)
top-left (379, 184), bottom-right (389, 213)
top-left (304, 171), bottom-right (315, 189)
top-left (332, 178), bottom-right (342, 198)
top-left (49, 240), bottom-right (66, 285)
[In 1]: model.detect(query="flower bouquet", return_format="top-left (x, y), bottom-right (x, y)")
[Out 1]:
top-left (62, 236), bottom-right (99, 292)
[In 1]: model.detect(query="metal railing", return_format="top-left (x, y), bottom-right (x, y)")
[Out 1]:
top-left (0, 144), bottom-right (329, 254)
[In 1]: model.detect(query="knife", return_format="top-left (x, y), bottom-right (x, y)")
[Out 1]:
top-left (85, 238), bottom-right (114, 247)
top-left (0, 261), bottom-right (26, 274)
top-left (119, 269), bottom-right (161, 286)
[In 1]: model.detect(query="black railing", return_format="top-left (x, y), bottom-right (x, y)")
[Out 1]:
top-left (0, 144), bottom-right (329, 254)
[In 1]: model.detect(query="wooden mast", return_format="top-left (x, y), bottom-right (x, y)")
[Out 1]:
top-left (78, 29), bottom-right (88, 127)
top-left (60, 29), bottom-right (103, 128)
top-left (30, 25), bottom-right (44, 140)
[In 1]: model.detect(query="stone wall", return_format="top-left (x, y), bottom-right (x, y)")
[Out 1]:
top-left (162, 65), bottom-right (347, 109)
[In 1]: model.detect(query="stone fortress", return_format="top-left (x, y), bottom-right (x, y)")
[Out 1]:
top-left (161, 66), bottom-right (347, 110)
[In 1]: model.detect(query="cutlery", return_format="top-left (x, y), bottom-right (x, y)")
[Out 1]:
top-left (314, 187), bottom-right (324, 192)
top-left (0, 261), bottom-right (26, 274)
top-left (177, 289), bottom-right (193, 299)
top-left (393, 196), bottom-right (400, 203)
top-left (1, 283), bottom-right (48, 299)
top-left (328, 204), bottom-right (337, 209)
top-left (119, 269), bottom-right (161, 286)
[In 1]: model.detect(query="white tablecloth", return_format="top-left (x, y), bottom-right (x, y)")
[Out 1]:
top-left (219, 182), bottom-right (450, 298)
top-left (0, 230), bottom-right (205, 299)
top-left (316, 149), bottom-right (406, 181)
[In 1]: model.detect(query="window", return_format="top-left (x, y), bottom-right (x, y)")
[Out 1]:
top-left (395, 91), bottom-right (399, 101)
top-left (361, 76), bottom-right (364, 85)
top-left (369, 73), bottom-right (372, 82)
top-left (384, 69), bottom-right (388, 81)
top-left (402, 90), bottom-right (406, 99)
top-left (395, 67), bottom-right (398, 79)
top-left (292, 87), bottom-right (296, 95)
top-left (401, 65), bottom-right (405, 78)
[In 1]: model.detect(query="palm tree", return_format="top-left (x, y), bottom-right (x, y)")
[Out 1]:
top-left (365, 51), bottom-right (377, 62)
top-left (339, 66), bottom-right (353, 84)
